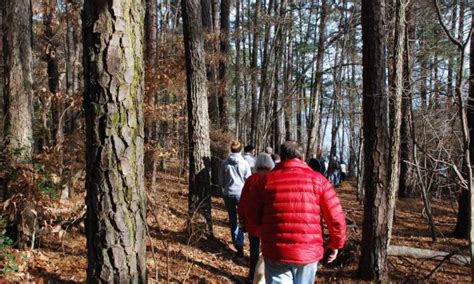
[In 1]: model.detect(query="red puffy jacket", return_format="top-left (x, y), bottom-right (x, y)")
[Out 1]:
top-left (247, 159), bottom-right (346, 264)
top-left (238, 173), bottom-right (265, 237)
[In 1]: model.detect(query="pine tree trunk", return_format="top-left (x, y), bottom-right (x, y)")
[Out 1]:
top-left (83, 0), bottom-right (147, 281)
top-left (3, 0), bottom-right (35, 249)
top-left (235, 0), bottom-right (241, 138)
top-left (218, 0), bottom-right (230, 131)
top-left (182, 0), bottom-right (213, 236)
top-left (358, 0), bottom-right (390, 280)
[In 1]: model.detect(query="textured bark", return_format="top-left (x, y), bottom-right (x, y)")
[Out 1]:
top-left (145, 0), bottom-right (158, 130)
top-left (83, 0), bottom-right (147, 281)
top-left (182, 0), bottom-right (213, 236)
top-left (145, 0), bottom-right (158, 68)
top-left (218, 0), bottom-right (230, 130)
top-left (3, 0), bottom-right (34, 164)
top-left (358, 0), bottom-right (390, 281)
top-left (235, 0), bottom-right (241, 138)
top-left (3, 0), bottom-right (35, 249)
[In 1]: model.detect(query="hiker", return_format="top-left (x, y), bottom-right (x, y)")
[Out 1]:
top-left (243, 145), bottom-right (257, 172)
top-left (239, 153), bottom-right (275, 282)
top-left (219, 141), bottom-right (252, 258)
top-left (247, 141), bottom-right (347, 283)
top-left (322, 158), bottom-right (329, 178)
top-left (340, 160), bottom-right (347, 182)
top-left (265, 146), bottom-right (273, 154)
top-left (320, 157), bottom-right (327, 177)
top-left (308, 158), bottom-right (324, 175)
top-left (329, 156), bottom-right (341, 185)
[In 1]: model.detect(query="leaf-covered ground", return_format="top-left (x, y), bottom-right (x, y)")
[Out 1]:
top-left (1, 164), bottom-right (471, 283)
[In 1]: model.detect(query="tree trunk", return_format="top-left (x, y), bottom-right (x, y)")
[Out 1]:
top-left (255, 0), bottom-right (273, 150)
top-left (182, 0), bottom-right (213, 236)
top-left (201, 0), bottom-right (219, 123)
top-left (306, 0), bottom-right (327, 159)
top-left (453, 0), bottom-right (470, 239)
top-left (358, 0), bottom-right (391, 281)
top-left (83, 0), bottom-right (147, 281)
top-left (3, 0), bottom-right (35, 249)
top-left (387, 0), bottom-right (407, 243)
top-left (399, 4), bottom-right (413, 198)
top-left (43, 0), bottom-right (63, 147)
top-left (469, 8), bottom-right (474, 277)
top-left (249, 0), bottom-right (260, 145)
top-left (145, 0), bottom-right (158, 140)
top-left (235, 0), bottom-right (241, 138)
top-left (218, 0), bottom-right (230, 131)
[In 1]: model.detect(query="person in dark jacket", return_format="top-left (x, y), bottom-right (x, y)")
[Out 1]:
top-left (308, 158), bottom-right (323, 174)
top-left (219, 141), bottom-right (252, 258)
top-left (247, 141), bottom-right (346, 283)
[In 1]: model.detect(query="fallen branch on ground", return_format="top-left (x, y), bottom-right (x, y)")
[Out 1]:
top-left (388, 245), bottom-right (470, 266)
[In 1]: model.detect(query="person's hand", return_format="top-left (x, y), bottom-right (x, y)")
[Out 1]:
top-left (326, 249), bottom-right (338, 263)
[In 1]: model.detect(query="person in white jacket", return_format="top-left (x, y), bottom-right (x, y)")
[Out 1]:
top-left (243, 145), bottom-right (256, 172)
top-left (219, 141), bottom-right (252, 258)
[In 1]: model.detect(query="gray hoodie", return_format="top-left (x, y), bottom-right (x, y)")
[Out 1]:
top-left (219, 153), bottom-right (252, 196)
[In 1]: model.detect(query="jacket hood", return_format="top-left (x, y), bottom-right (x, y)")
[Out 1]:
top-left (228, 153), bottom-right (244, 164)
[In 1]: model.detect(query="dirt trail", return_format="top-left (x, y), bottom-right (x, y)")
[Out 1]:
top-left (4, 171), bottom-right (470, 283)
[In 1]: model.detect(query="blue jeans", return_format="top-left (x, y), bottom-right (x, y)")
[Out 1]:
top-left (330, 169), bottom-right (341, 185)
top-left (223, 194), bottom-right (244, 252)
top-left (264, 259), bottom-right (318, 284)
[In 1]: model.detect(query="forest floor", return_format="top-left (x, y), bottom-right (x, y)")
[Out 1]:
top-left (0, 161), bottom-right (471, 283)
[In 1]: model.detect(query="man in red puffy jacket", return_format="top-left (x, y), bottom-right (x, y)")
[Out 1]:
top-left (247, 141), bottom-right (346, 283)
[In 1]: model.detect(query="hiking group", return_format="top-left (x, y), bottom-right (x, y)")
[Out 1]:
top-left (219, 140), bottom-right (347, 284)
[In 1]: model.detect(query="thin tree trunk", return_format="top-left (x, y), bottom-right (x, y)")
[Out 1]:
top-left (306, 0), bottom-right (327, 159)
top-left (399, 3), bottom-right (413, 198)
top-left (469, 6), bottom-right (474, 277)
top-left (387, 0), bottom-right (408, 244)
top-left (202, 0), bottom-right (219, 123)
top-left (235, 0), bottom-right (241, 138)
top-left (250, 0), bottom-right (260, 145)
top-left (83, 0), bottom-right (147, 281)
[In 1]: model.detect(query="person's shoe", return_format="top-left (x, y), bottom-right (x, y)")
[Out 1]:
top-left (235, 249), bottom-right (244, 258)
